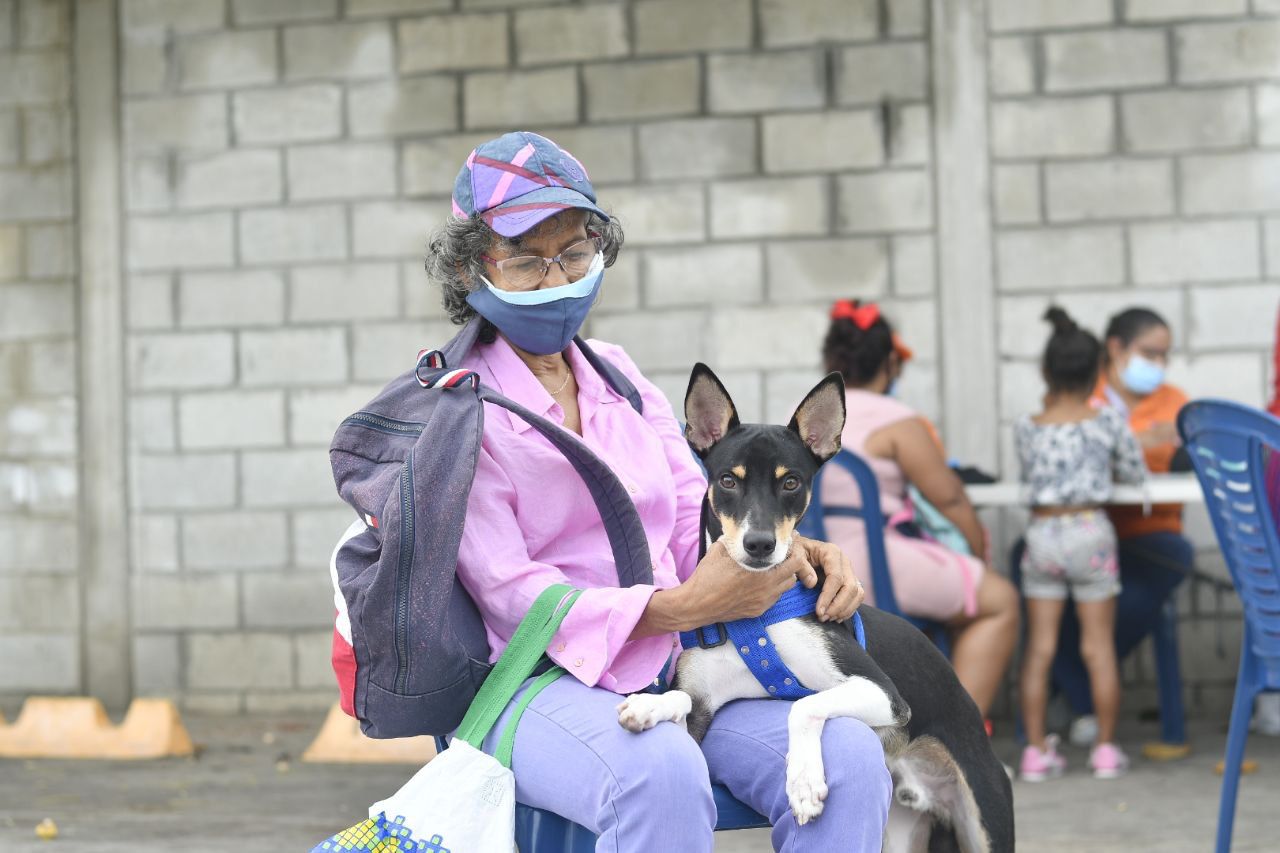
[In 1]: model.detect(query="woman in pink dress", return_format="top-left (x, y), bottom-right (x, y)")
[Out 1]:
top-left (817, 299), bottom-right (1019, 718)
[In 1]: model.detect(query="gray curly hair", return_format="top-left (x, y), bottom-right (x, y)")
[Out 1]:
top-left (424, 209), bottom-right (625, 329)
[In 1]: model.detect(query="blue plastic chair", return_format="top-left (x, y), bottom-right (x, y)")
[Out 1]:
top-left (797, 449), bottom-right (951, 653)
top-left (1176, 399), bottom-right (1280, 853)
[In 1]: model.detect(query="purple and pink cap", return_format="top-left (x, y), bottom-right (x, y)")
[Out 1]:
top-left (452, 131), bottom-right (608, 237)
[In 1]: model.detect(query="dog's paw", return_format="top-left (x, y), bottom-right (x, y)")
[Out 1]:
top-left (616, 691), bottom-right (691, 733)
top-left (786, 751), bottom-right (829, 825)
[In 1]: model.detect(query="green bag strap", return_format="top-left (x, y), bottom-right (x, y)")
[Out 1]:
top-left (454, 584), bottom-right (581, 750)
top-left (493, 665), bottom-right (566, 768)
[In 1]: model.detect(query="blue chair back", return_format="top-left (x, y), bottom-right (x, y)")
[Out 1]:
top-left (1177, 399), bottom-right (1280, 852)
top-left (798, 449), bottom-right (950, 651)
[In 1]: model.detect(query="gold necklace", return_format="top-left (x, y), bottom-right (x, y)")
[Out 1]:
top-left (545, 368), bottom-right (572, 397)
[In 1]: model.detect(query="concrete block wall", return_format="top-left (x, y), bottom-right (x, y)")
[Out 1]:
top-left (987, 0), bottom-right (1280, 716)
top-left (0, 0), bottom-right (81, 695)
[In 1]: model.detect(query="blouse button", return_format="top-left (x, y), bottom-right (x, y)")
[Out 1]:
top-left (556, 643), bottom-right (566, 652)
top-left (627, 484), bottom-right (638, 494)
top-left (574, 658), bottom-right (584, 667)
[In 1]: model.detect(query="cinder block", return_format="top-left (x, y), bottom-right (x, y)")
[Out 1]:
top-left (892, 235), bottom-right (935, 297)
top-left (19, 0), bottom-right (69, 47)
top-left (591, 310), bottom-right (707, 372)
top-left (0, 282), bottom-right (73, 341)
top-left (1181, 152), bottom-right (1280, 215)
top-left (710, 305), bottom-right (827, 370)
top-left (1130, 219), bottom-right (1260, 284)
top-left (125, 94), bottom-right (227, 153)
top-left (997, 226), bottom-right (1125, 291)
top-left (765, 370), bottom-right (825, 426)
top-left (285, 21), bottom-right (392, 81)
top-left (464, 68), bottom-right (578, 129)
top-left (132, 573), bottom-right (239, 629)
top-left (991, 96), bottom-right (1114, 159)
top-left (128, 212), bottom-right (234, 271)
top-left (350, 0), bottom-right (450, 16)
top-left (287, 142), bottom-right (395, 201)
top-left (348, 76), bottom-right (458, 138)
top-left (179, 390), bottom-right (286, 449)
top-left (289, 385), bottom-right (384, 446)
top-left (133, 452), bottom-right (237, 510)
top-left (585, 59), bottom-right (699, 122)
top-left (247, 691), bottom-right (338, 712)
top-left (398, 12), bottom-right (508, 73)
top-left (123, 0), bottom-right (224, 34)
top-left (131, 512), bottom-right (179, 570)
top-left (1044, 29), bottom-right (1168, 93)
top-left (0, 576), bottom-right (78, 630)
top-left (187, 633), bottom-right (293, 690)
top-left (241, 448), bottom-right (340, 507)
top-left (178, 30), bottom-right (278, 91)
top-left (351, 320), bottom-right (454, 381)
top-left (890, 105), bottom-right (931, 166)
top-left (1126, 0), bottom-right (1245, 20)
top-left (0, 227), bottom-right (19, 282)
top-left (765, 238), bottom-right (888, 302)
top-left (0, 165), bottom-right (72, 222)
top-left (0, 634), bottom-right (77, 690)
top-left (638, 118), bottom-right (756, 181)
top-left (709, 51), bottom-right (825, 115)
top-left (130, 396), bottom-right (177, 453)
top-left (293, 507), bottom-right (359, 569)
top-left (889, 0), bottom-right (928, 36)
top-left (239, 327), bottom-right (348, 387)
top-left (1121, 88), bottom-right (1252, 152)
top-left (0, 398), bottom-right (75, 457)
top-left (174, 149), bottom-right (283, 209)
top-left (1046, 158), bottom-right (1174, 222)
top-left (295, 633), bottom-right (339, 689)
top-left (24, 340), bottom-right (76, 396)
top-left (24, 223), bottom-right (75, 278)
top-left (0, 113), bottom-right (17, 166)
top-left (22, 106), bottom-right (71, 164)
top-left (184, 511), bottom-right (289, 570)
top-left (1167, 351), bottom-right (1265, 406)
top-left (1267, 217), bottom-right (1280, 277)
top-left (0, 52), bottom-right (68, 107)
top-left (1189, 284), bottom-right (1280, 350)
top-left (125, 155), bottom-right (171, 213)
top-left (127, 274), bottom-right (174, 330)
top-left (994, 164), bottom-right (1040, 225)
top-left (352, 201), bottom-right (432, 259)
top-left (179, 269), bottom-right (286, 329)
top-left (633, 0), bottom-right (751, 55)
top-left (402, 131), bottom-right (501, 196)
top-left (0, 516), bottom-right (77, 572)
top-left (989, 0), bottom-right (1112, 32)
top-left (129, 331), bottom-right (234, 390)
top-left (886, 298), bottom-right (938, 362)
top-left (234, 85), bottom-right (341, 145)
top-left (1177, 20), bottom-right (1280, 83)
top-left (759, 0), bottom-right (878, 47)
top-left (837, 171), bottom-right (932, 234)
top-left (239, 205), bottom-right (347, 264)
top-left (835, 43), bottom-right (928, 106)
top-left (243, 573), bottom-right (332, 627)
top-left (291, 263), bottom-right (399, 323)
top-left (516, 4), bottom-right (626, 66)
top-left (133, 635), bottom-right (181, 693)
top-left (645, 244), bottom-right (763, 307)
top-left (231, 0), bottom-right (338, 26)
top-left (592, 185), bottom-right (705, 246)
top-left (1259, 86), bottom-right (1280, 147)
top-left (762, 110), bottom-right (882, 174)
top-left (122, 37), bottom-right (168, 96)
top-left (0, 459), bottom-right (76, 515)
top-left (713, 176), bottom-right (828, 240)
top-left (528, 126), bottom-right (636, 185)
top-left (591, 251), bottom-right (640, 313)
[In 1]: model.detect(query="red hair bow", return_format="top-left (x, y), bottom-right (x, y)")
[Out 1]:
top-left (830, 299), bottom-right (880, 330)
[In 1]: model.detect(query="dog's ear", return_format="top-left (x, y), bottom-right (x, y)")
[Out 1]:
top-left (684, 363), bottom-right (740, 455)
top-left (788, 373), bottom-right (846, 463)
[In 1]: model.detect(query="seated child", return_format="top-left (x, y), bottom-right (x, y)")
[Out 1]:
top-left (1015, 307), bottom-right (1147, 781)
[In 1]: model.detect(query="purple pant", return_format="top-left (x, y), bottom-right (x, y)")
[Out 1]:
top-left (482, 676), bottom-right (891, 852)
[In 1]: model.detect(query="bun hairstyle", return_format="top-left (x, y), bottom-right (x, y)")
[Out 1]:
top-left (1041, 306), bottom-right (1101, 395)
top-left (823, 299), bottom-right (895, 385)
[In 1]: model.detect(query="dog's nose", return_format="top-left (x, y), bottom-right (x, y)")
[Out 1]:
top-left (743, 531), bottom-right (776, 560)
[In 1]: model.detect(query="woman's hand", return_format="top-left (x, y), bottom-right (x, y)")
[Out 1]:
top-left (793, 535), bottom-right (865, 622)
top-left (681, 540), bottom-right (814, 624)
top-left (1137, 421), bottom-right (1178, 449)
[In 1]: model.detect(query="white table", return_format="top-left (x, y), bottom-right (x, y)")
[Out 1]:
top-left (965, 474), bottom-right (1205, 508)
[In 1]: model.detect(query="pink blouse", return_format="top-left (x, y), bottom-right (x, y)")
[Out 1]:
top-left (455, 336), bottom-right (707, 694)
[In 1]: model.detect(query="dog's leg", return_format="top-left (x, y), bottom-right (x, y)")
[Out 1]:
top-left (886, 736), bottom-right (990, 853)
top-left (883, 801), bottom-right (934, 853)
top-left (616, 690), bottom-right (692, 733)
top-left (786, 675), bottom-right (899, 825)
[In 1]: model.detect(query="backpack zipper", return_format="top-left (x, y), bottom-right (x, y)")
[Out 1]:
top-left (393, 460), bottom-right (415, 693)
top-left (342, 412), bottom-right (426, 437)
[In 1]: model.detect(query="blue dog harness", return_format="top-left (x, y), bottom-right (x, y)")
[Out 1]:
top-left (679, 583), bottom-right (868, 700)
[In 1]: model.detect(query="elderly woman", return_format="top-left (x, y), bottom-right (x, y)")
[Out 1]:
top-left (422, 131), bottom-right (890, 851)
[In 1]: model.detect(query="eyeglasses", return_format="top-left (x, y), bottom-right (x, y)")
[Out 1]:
top-left (481, 236), bottom-right (602, 292)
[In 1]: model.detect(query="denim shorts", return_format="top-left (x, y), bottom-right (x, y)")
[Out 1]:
top-left (1021, 510), bottom-right (1121, 602)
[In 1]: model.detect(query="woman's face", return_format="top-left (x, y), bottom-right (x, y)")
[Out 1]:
top-left (482, 211), bottom-right (592, 293)
top-left (1111, 323), bottom-right (1172, 368)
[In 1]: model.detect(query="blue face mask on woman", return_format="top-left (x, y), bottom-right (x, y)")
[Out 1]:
top-left (1120, 353), bottom-right (1165, 395)
top-left (466, 253), bottom-right (604, 356)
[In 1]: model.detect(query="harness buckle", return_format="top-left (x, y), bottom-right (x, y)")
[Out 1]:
top-left (697, 623), bottom-right (728, 649)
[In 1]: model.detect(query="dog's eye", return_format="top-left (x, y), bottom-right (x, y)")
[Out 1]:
top-left (782, 476), bottom-right (801, 492)
top-left (718, 474), bottom-right (737, 490)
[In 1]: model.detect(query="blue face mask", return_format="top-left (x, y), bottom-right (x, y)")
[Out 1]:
top-left (466, 253), bottom-right (604, 356)
top-left (1120, 353), bottom-right (1165, 396)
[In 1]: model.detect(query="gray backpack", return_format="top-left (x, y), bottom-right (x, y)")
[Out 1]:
top-left (328, 318), bottom-right (655, 738)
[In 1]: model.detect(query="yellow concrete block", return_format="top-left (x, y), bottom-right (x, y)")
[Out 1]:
top-left (0, 696), bottom-right (194, 760)
top-left (302, 703), bottom-right (436, 764)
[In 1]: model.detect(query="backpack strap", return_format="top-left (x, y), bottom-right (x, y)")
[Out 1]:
top-left (573, 336), bottom-right (643, 415)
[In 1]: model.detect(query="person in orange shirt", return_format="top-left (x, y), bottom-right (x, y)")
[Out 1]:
top-left (1012, 307), bottom-right (1191, 746)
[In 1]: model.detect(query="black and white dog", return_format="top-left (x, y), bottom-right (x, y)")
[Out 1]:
top-left (617, 366), bottom-right (1013, 852)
